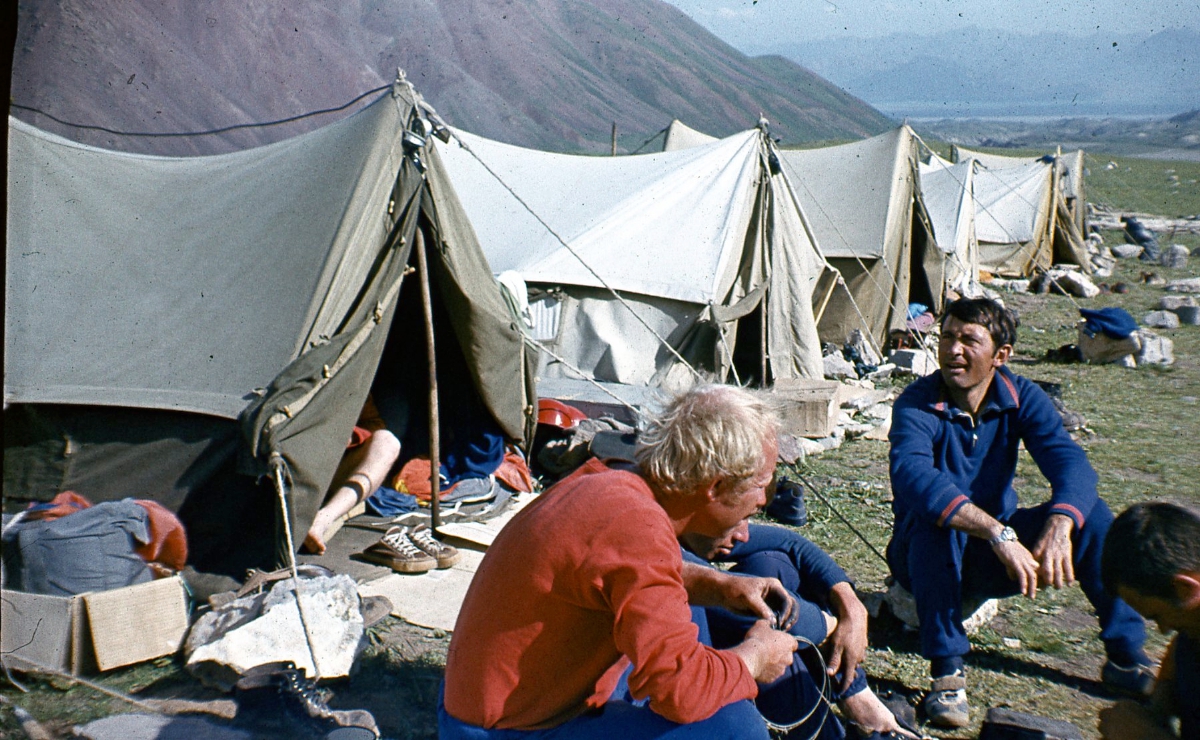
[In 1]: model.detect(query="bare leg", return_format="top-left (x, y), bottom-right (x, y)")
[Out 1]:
top-left (304, 430), bottom-right (401, 555)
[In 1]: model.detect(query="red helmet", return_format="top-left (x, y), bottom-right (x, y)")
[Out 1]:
top-left (537, 398), bottom-right (587, 430)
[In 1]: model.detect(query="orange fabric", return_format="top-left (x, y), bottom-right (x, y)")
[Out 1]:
top-left (133, 499), bottom-right (188, 572)
top-left (394, 456), bottom-right (436, 499)
top-left (494, 449), bottom-right (534, 493)
top-left (347, 395), bottom-right (387, 449)
top-left (443, 459), bottom-right (756, 730)
top-left (25, 490), bottom-right (92, 521)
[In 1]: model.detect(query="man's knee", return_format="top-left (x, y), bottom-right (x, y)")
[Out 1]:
top-left (701, 699), bottom-right (771, 740)
top-left (732, 551), bottom-right (796, 588)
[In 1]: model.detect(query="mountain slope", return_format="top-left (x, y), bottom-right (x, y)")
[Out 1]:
top-left (11, 0), bottom-right (893, 155)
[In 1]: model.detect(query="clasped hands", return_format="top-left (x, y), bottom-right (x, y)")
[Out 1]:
top-left (992, 514), bottom-right (1076, 599)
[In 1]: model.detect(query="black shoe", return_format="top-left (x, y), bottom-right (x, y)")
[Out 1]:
top-left (235, 662), bottom-right (379, 739)
top-left (767, 479), bottom-right (808, 526)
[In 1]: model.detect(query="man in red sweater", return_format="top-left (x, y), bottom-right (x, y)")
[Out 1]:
top-left (441, 384), bottom-right (799, 738)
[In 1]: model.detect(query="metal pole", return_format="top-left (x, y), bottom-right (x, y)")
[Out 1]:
top-left (611, 122), bottom-right (617, 156)
top-left (414, 229), bottom-right (442, 530)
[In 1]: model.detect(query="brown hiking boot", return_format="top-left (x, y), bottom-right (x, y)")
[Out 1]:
top-left (406, 524), bottom-right (461, 569)
top-left (358, 526), bottom-right (436, 573)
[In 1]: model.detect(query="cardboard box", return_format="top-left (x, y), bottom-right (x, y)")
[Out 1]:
top-left (1, 576), bottom-right (190, 674)
top-left (770, 379), bottom-right (841, 438)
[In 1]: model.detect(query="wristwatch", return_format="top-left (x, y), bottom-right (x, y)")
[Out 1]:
top-left (989, 526), bottom-right (1018, 547)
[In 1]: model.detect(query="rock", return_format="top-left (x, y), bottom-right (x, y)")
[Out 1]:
top-left (845, 329), bottom-right (882, 367)
top-left (1167, 277), bottom-right (1200, 293)
top-left (866, 363), bottom-right (895, 380)
top-left (1144, 310), bottom-right (1181, 329)
top-left (861, 403), bottom-right (893, 423)
top-left (843, 388), bottom-right (891, 412)
top-left (186, 575), bottom-right (365, 690)
top-left (1051, 269), bottom-right (1100, 298)
top-left (1175, 306), bottom-right (1200, 325)
top-left (776, 433), bottom-right (804, 465)
top-left (1161, 244), bottom-right (1190, 269)
top-left (1136, 330), bottom-right (1174, 366)
top-left (1111, 243), bottom-right (1144, 259)
top-left (1077, 321), bottom-right (1140, 365)
top-left (842, 378), bottom-right (875, 390)
top-left (796, 437), bottom-right (827, 457)
top-left (74, 714), bottom-right (254, 740)
top-left (889, 349), bottom-right (938, 376)
top-left (823, 353), bottom-right (857, 380)
top-left (1159, 295), bottom-right (1198, 311)
top-left (882, 581), bottom-right (996, 635)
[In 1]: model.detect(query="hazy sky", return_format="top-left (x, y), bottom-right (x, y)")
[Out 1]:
top-left (662, 0), bottom-right (1200, 50)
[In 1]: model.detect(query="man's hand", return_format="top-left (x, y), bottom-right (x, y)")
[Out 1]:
top-left (824, 582), bottom-right (868, 693)
top-left (730, 619), bottom-right (799, 684)
top-left (1098, 700), bottom-right (1175, 740)
top-left (1030, 514), bottom-right (1075, 589)
top-left (993, 538), bottom-right (1042, 599)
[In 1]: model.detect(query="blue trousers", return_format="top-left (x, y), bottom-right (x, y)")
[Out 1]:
top-left (701, 551), bottom-right (865, 740)
top-left (437, 683), bottom-right (768, 740)
top-left (887, 501), bottom-right (1146, 661)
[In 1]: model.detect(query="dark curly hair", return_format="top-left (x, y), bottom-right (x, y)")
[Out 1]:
top-left (941, 297), bottom-right (1019, 349)
top-left (1102, 501), bottom-right (1200, 601)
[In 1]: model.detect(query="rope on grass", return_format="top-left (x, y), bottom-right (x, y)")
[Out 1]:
top-left (794, 470), bottom-right (890, 569)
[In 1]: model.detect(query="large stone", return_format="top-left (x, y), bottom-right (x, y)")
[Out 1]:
top-left (1111, 243), bottom-right (1144, 259)
top-left (845, 329), bottom-right (882, 366)
top-left (1175, 306), bottom-right (1200, 325)
top-left (186, 575), bottom-right (364, 689)
top-left (1144, 310), bottom-right (1181, 329)
top-left (889, 349), bottom-right (938, 376)
top-left (1161, 244), bottom-right (1190, 269)
top-left (823, 353), bottom-right (857, 380)
top-left (1166, 277), bottom-right (1200, 293)
top-left (1159, 295), bottom-right (1198, 311)
top-left (1136, 330), bottom-right (1175, 366)
top-left (1051, 269), bottom-right (1100, 298)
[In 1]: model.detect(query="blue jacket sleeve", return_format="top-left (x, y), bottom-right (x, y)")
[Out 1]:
top-left (1014, 379), bottom-right (1098, 528)
top-left (888, 388), bottom-right (972, 527)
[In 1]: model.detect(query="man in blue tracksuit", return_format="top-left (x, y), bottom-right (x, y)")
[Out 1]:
top-left (887, 297), bottom-right (1151, 728)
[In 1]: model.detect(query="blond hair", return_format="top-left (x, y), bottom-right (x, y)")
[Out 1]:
top-left (635, 384), bottom-right (779, 500)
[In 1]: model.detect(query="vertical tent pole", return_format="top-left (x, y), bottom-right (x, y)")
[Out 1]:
top-left (414, 228), bottom-right (442, 530)
top-left (611, 122), bottom-right (617, 156)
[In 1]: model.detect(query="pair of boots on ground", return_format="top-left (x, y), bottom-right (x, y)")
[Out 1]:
top-left (359, 523), bottom-right (461, 573)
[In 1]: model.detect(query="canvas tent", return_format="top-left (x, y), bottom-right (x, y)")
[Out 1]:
top-left (951, 145), bottom-right (1090, 276)
top-left (919, 154), bottom-right (981, 297)
top-left (433, 124), bottom-right (831, 390)
top-left (662, 119), bottom-right (720, 152)
top-left (5, 81), bottom-right (537, 575)
top-left (777, 126), bottom-right (941, 348)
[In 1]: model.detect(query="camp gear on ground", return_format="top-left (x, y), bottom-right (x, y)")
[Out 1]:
top-left (978, 707), bottom-right (1083, 739)
top-left (357, 527), bottom-right (436, 573)
top-left (406, 524), bottom-right (461, 569)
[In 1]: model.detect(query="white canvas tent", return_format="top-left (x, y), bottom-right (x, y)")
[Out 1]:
top-left (435, 126), bottom-right (830, 388)
top-left (919, 154), bottom-right (981, 297)
top-left (662, 119), bottom-right (719, 152)
top-left (952, 145), bottom-right (1090, 276)
top-left (778, 126), bottom-right (941, 348)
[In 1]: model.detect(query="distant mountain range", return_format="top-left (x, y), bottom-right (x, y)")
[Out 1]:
top-left (758, 27), bottom-right (1200, 120)
top-left (10, 0), bottom-right (893, 156)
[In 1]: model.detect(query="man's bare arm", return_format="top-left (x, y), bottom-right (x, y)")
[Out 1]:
top-left (944, 502), bottom-right (1041, 598)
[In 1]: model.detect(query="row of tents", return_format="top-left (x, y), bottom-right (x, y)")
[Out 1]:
top-left (3, 79), bottom-right (1091, 575)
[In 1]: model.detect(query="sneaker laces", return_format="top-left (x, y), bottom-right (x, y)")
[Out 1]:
top-left (409, 525), bottom-right (450, 555)
top-left (380, 528), bottom-right (427, 559)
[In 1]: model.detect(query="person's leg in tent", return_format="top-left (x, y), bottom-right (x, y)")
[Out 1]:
top-left (303, 398), bottom-right (401, 555)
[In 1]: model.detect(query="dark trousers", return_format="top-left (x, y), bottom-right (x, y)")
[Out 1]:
top-left (887, 500), bottom-right (1146, 661)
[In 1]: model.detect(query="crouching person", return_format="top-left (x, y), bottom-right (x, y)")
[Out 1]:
top-left (440, 384), bottom-right (798, 738)
top-left (1099, 502), bottom-right (1200, 739)
top-left (682, 522), bottom-right (924, 740)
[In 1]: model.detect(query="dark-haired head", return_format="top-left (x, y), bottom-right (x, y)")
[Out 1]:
top-left (941, 297), bottom-right (1018, 350)
top-left (1102, 501), bottom-right (1200, 601)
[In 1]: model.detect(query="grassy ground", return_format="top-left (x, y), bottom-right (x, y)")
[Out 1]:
top-left (2, 178), bottom-right (1197, 740)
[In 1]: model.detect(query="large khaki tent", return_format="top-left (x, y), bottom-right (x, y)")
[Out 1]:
top-left (435, 125), bottom-right (831, 388)
top-left (5, 82), bottom-right (536, 575)
top-left (778, 126), bottom-right (941, 348)
top-left (951, 146), bottom-right (1090, 276)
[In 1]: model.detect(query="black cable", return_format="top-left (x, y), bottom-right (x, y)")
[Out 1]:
top-left (794, 470), bottom-right (891, 568)
top-left (9, 84), bottom-right (391, 139)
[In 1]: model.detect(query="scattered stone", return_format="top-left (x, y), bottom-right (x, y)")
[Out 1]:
top-left (845, 329), bottom-right (881, 367)
top-left (842, 378), bottom-right (876, 390)
top-left (796, 437), bottom-right (827, 457)
top-left (1144, 310), bottom-right (1181, 329)
top-left (1111, 243), bottom-right (1143, 259)
top-left (1002, 637), bottom-right (1023, 650)
top-left (823, 353), bottom-right (857, 380)
top-left (1161, 244), bottom-right (1190, 269)
top-left (843, 388), bottom-right (891, 412)
top-left (74, 714), bottom-right (254, 740)
top-left (861, 403), bottom-right (893, 423)
top-left (882, 581), bottom-right (997, 635)
top-left (889, 349), bottom-right (938, 376)
top-left (865, 363), bottom-right (895, 380)
top-left (776, 433), bottom-right (804, 465)
top-left (1136, 330), bottom-right (1174, 366)
top-left (1143, 272), bottom-right (1167, 286)
top-left (1176, 306), bottom-right (1200, 325)
top-left (1051, 269), bottom-right (1100, 298)
top-left (1159, 295), bottom-right (1198, 311)
top-left (186, 575), bottom-right (365, 690)
top-left (1167, 277), bottom-right (1200, 293)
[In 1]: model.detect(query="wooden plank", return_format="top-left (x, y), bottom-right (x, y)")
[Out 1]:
top-left (769, 380), bottom-right (840, 438)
